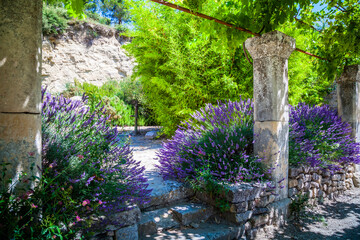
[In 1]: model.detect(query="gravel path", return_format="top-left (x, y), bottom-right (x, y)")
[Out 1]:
top-left (127, 128), bottom-right (175, 199)
top-left (129, 130), bottom-right (360, 239)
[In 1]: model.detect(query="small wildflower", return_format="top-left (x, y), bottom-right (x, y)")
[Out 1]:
top-left (77, 154), bottom-right (84, 159)
top-left (75, 215), bottom-right (81, 222)
top-left (82, 199), bottom-right (90, 206)
top-left (28, 152), bottom-right (35, 157)
top-left (31, 203), bottom-right (38, 208)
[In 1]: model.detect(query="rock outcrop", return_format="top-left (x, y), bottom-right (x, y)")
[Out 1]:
top-left (42, 21), bottom-right (135, 93)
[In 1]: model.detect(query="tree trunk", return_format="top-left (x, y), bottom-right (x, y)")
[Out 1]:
top-left (134, 101), bottom-right (139, 135)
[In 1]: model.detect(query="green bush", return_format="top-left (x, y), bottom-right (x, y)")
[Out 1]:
top-left (63, 79), bottom-right (155, 127)
top-left (42, 5), bottom-right (70, 35)
top-left (124, 1), bottom-right (253, 136)
top-left (85, 11), bottom-right (111, 25)
top-left (0, 89), bottom-right (150, 239)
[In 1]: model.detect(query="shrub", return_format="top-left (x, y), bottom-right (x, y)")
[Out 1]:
top-left (157, 98), bottom-right (267, 184)
top-left (42, 5), bottom-right (70, 35)
top-left (63, 79), bottom-right (155, 127)
top-left (0, 89), bottom-right (151, 239)
top-left (289, 103), bottom-right (360, 169)
top-left (85, 11), bottom-right (111, 25)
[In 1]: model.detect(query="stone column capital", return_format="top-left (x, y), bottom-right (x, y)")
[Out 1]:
top-left (337, 65), bottom-right (360, 83)
top-left (245, 30), bottom-right (296, 60)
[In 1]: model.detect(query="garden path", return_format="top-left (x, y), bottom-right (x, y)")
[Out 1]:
top-left (257, 187), bottom-right (360, 240)
top-left (125, 127), bottom-right (181, 201)
top-left (128, 127), bottom-right (360, 240)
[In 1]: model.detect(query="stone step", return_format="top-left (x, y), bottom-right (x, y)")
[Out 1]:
top-left (171, 203), bottom-right (215, 226)
top-left (140, 175), bottom-right (194, 211)
top-left (138, 207), bottom-right (179, 237)
top-left (138, 202), bottom-right (214, 238)
top-left (139, 222), bottom-right (244, 240)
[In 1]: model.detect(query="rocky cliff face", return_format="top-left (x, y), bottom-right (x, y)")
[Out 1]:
top-left (42, 21), bottom-right (135, 93)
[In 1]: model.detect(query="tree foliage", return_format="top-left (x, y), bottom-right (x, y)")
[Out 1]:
top-left (123, 0), bottom-right (254, 135)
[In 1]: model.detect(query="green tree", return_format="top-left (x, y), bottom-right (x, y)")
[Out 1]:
top-left (100, 0), bottom-right (129, 24)
top-left (124, 0), bottom-right (254, 135)
top-left (124, 0), bottom-right (360, 135)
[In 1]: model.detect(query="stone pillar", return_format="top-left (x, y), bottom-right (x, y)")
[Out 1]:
top-left (245, 31), bottom-right (295, 200)
top-left (0, 1), bottom-right (42, 191)
top-left (337, 65), bottom-right (360, 187)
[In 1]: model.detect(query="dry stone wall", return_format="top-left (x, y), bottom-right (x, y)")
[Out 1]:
top-left (196, 182), bottom-right (291, 238)
top-left (288, 165), bottom-right (356, 202)
top-left (42, 21), bottom-right (135, 93)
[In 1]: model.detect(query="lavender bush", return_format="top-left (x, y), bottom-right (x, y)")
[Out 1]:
top-left (0, 89), bottom-right (150, 239)
top-left (289, 103), bottom-right (360, 168)
top-left (157, 98), bottom-right (267, 184)
top-left (41, 89), bottom-right (151, 226)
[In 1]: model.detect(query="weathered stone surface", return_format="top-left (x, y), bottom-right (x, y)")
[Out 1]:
top-left (254, 121), bottom-right (289, 199)
top-left (150, 222), bottom-right (243, 240)
top-left (42, 22), bottom-right (135, 93)
top-left (268, 198), bottom-right (291, 226)
top-left (289, 167), bottom-right (302, 178)
top-left (289, 179), bottom-right (298, 188)
top-left (0, 0), bottom-right (42, 113)
top-left (115, 224), bottom-right (138, 240)
top-left (222, 183), bottom-right (263, 203)
top-left (332, 174), bottom-right (341, 181)
top-left (288, 188), bottom-right (298, 197)
top-left (138, 208), bottom-right (178, 237)
top-left (256, 194), bottom-right (276, 208)
top-left (145, 130), bottom-right (158, 139)
top-left (304, 174), bottom-right (312, 182)
top-left (140, 180), bottom-right (194, 210)
top-left (253, 207), bottom-right (270, 215)
top-left (337, 65), bottom-right (360, 139)
top-left (223, 210), bottom-right (253, 224)
top-left (353, 173), bottom-right (360, 187)
top-left (0, 1), bottom-right (42, 193)
top-left (251, 214), bottom-right (270, 227)
top-left (0, 114), bottom-right (41, 191)
top-left (171, 203), bottom-right (214, 226)
top-left (312, 173), bottom-right (322, 183)
top-left (245, 31), bottom-right (295, 122)
top-left (108, 205), bottom-right (141, 227)
top-left (229, 201), bottom-right (248, 213)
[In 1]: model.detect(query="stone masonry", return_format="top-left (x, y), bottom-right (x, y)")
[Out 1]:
top-left (245, 31), bottom-right (296, 200)
top-left (288, 165), bottom-right (356, 202)
top-left (337, 65), bottom-right (360, 187)
top-left (0, 0), bottom-right (42, 191)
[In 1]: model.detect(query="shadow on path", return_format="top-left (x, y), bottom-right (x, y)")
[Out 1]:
top-left (259, 188), bottom-right (360, 240)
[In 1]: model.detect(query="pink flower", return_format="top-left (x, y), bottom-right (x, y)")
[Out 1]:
top-left (77, 154), bottom-right (84, 159)
top-left (198, 150), bottom-right (205, 156)
top-left (31, 203), bottom-right (38, 208)
top-left (98, 200), bottom-right (103, 205)
top-left (75, 215), bottom-right (81, 222)
top-left (82, 199), bottom-right (90, 206)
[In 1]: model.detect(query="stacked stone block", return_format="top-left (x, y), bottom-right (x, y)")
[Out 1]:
top-left (288, 165), bottom-right (356, 202)
top-left (196, 182), bottom-right (291, 239)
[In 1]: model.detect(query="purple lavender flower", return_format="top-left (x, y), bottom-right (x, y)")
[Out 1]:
top-left (289, 103), bottom-right (360, 168)
top-left (157, 98), bottom-right (266, 184)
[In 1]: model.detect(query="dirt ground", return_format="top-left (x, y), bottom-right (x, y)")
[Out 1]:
top-left (256, 187), bottom-right (360, 240)
top-left (127, 128), bottom-right (360, 240)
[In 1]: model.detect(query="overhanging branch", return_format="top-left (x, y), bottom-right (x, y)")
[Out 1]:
top-left (149, 0), bottom-right (328, 61)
